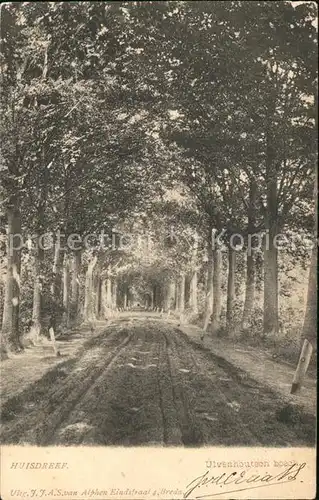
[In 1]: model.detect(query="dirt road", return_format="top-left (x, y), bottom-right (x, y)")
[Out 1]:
top-left (0, 317), bottom-right (315, 446)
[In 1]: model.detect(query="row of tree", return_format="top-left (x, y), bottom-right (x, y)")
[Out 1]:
top-left (0, 2), bottom-right (317, 357)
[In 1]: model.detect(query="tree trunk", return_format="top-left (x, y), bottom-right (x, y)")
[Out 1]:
top-left (112, 278), bottom-right (118, 309)
top-left (242, 251), bottom-right (256, 329)
top-left (185, 276), bottom-right (191, 308)
top-left (31, 237), bottom-right (45, 343)
top-left (301, 244), bottom-right (317, 348)
top-left (204, 264), bottom-right (208, 293)
top-left (51, 236), bottom-right (64, 304)
top-left (106, 267), bottom-right (112, 310)
top-left (300, 116), bottom-right (317, 349)
top-left (30, 161), bottom-right (50, 342)
top-left (179, 273), bottom-right (185, 323)
top-left (123, 285), bottom-right (128, 309)
top-left (174, 281), bottom-right (179, 312)
top-left (291, 97), bottom-right (317, 393)
top-left (179, 275), bottom-right (185, 312)
top-left (242, 180), bottom-right (257, 329)
top-left (211, 247), bottom-right (222, 334)
top-left (203, 228), bottom-right (213, 331)
top-left (189, 232), bottom-right (198, 314)
top-left (263, 221), bottom-right (278, 334)
top-left (155, 284), bottom-right (162, 310)
top-left (62, 254), bottom-right (71, 328)
top-left (189, 271), bottom-right (198, 314)
top-left (83, 268), bottom-right (89, 320)
top-left (83, 255), bottom-right (98, 321)
top-left (100, 278), bottom-right (107, 318)
top-left (263, 125), bottom-right (279, 334)
top-left (165, 280), bottom-right (175, 312)
top-left (226, 246), bottom-right (236, 328)
top-left (1, 200), bottom-right (22, 356)
top-left (0, 285), bottom-right (3, 329)
top-left (94, 276), bottom-right (102, 318)
top-left (291, 180), bottom-right (317, 393)
top-left (71, 250), bottom-right (81, 321)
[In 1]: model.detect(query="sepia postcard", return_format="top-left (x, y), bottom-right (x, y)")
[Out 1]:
top-left (0, 1), bottom-right (317, 499)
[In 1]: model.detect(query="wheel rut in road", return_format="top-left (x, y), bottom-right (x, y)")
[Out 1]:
top-left (169, 329), bottom-right (261, 446)
top-left (162, 330), bottom-right (204, 446)
top-left (1, 325), bottom-right (133, 445)
top-left (0, 318), bottom-right (315, 446)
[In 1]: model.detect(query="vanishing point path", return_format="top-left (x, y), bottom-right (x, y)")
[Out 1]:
top-left (0, 316), bottom-right (315, 446)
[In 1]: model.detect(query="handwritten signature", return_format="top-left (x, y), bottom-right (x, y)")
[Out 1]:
top-left (184, 462), bottom-right (306, 498)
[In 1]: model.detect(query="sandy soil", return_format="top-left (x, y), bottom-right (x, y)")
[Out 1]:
top-left (176, 321), bottom-right (317, 416)
top-left (0, 316), bottom-right (315, 446)
top-left (0, 321), bottom-right (111, 405)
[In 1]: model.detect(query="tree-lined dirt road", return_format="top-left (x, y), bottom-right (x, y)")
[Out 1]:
top-left (0, 317), bottom-right (315, 446)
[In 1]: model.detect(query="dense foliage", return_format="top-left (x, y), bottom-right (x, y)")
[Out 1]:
top-left (0, 1), bottom-right (317, 361)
